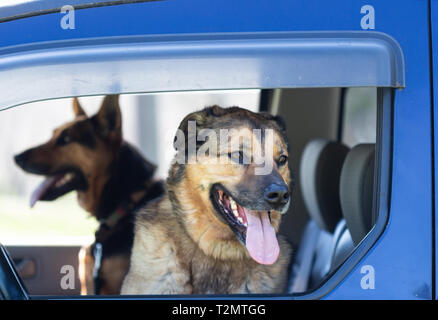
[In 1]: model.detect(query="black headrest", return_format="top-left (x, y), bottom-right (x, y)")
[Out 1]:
top-left (339, 144), bottom-right (375, 245)
top-left (300, 139), bottom-right (350, 233)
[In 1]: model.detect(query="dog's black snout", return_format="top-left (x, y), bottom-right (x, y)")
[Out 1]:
top-left (14, 152), bottom-right (28, 168)
top-left (264, 183), bottom-right (289, 206)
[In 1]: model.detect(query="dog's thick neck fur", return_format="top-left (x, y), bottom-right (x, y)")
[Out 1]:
top-left (94, 142), bottom-right (157, 220)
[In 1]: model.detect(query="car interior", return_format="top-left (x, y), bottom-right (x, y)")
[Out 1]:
top-left (0, 86), bottom-right (379, 299)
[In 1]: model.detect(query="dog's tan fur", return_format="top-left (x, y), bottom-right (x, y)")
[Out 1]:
top-left (122, 106), bottom-right (292, 294)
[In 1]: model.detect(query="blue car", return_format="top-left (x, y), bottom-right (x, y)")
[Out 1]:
top-left (0, 0), bottom-right (435, 300)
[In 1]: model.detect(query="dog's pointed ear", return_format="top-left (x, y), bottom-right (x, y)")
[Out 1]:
top-left (96, 95), bottom-right (122, 138)
top-left (72, 98), bottom-right (87, 118)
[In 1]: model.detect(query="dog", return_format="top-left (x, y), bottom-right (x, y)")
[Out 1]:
top-left (14, 95), bottom-right (164, 295)
top-left (121, 105), bottom-right (293, 294)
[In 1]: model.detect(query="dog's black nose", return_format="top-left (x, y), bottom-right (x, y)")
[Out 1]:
top-left (14, 152), bottom-right (28, 168)
top-left (264, 183), bottom-right (290, 206)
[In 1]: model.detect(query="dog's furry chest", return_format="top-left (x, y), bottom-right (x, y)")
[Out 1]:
top-left (124, 239), bottom-right (289, 294)
top-left (121, 204), bottom-right (292, 295)
top-left (188, 252), bottom-right (290, 294)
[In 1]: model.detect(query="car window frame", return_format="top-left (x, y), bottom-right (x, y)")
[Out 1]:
top-left (0, 31), bottom-right (400, 299)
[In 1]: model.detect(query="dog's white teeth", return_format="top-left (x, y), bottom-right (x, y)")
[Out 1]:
top-left (237, 217), bottom-right (244, 224)
top-left (55, 173), bottom-right (74, 188)
top-left (244, 222), bottom-right (248, 227)
top-left (233, 209), bottom-right (239, 218)
top-left (230, 199), bottom-right (237, 210)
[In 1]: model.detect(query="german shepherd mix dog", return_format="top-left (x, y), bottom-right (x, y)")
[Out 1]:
top-left (14, 95), bottom-right (164, 295)
top-left (122, 106), bottom-right (292, 294)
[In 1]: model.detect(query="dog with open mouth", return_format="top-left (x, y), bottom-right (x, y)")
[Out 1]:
top-left (121, 105), bottom-right (293, 294)
top-left (14, 95), bottom-right (164, 295)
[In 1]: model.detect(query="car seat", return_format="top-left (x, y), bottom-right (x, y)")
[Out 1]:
top-left (289, 142), bottom-right (376, 293)
top-left (289, 139), bottom-right (349, 292)
top-left (331, 143), bottom-right (376, 268)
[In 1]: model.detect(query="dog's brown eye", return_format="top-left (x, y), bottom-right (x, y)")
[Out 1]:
top-left (57, 133), bottom-right (71, 146)
top-left (228, 151), bottom-right (245, 165)
top-left (278, 155), bottom-right (288, 166)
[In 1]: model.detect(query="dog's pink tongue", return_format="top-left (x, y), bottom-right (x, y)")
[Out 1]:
top-left (244, 209), bottom-right (279, 265)
top-left (30, 177), bottom-right (56, 208)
